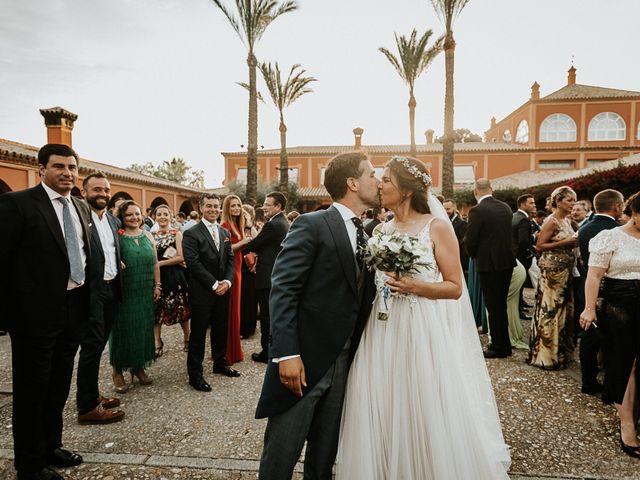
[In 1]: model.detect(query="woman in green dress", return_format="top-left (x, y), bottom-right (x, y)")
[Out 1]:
top-left (110, 200), bottom-right (161, 392)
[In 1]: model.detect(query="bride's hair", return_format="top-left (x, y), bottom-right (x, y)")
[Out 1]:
top-left (386, 156), bottom-right (431, 214)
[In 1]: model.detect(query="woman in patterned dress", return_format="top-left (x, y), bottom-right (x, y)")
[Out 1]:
top-left (152, 205), bottom-right (190, 357)
top-left (528, 186), bottom-right (578, 370)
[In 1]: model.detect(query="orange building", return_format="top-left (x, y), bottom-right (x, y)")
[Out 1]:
top-left (0, 107), bottom-right (207, 214)
top-left (223, 67), bottom-right (640, 209)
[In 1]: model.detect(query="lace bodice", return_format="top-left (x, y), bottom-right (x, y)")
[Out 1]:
top-left (588, 227), bottom-right (640, 280)
top-left (374, 218), bottom-right (441, 293)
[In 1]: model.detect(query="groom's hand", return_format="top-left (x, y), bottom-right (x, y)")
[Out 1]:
top-left (279, 357), bottom-right (307, 397)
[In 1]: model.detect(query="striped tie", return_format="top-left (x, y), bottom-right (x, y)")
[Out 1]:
top-left (59, 197), bottom-right (85, 284)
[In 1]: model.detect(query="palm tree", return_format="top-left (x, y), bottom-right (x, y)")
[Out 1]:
top-left (211, 0), bottom-right (298, 204)
top-left (431, 0), bottom-right (470, 198)
top-left (259, 62), bottom-right (316, 196)
top-left (379, 29), bottom-right (443, 157)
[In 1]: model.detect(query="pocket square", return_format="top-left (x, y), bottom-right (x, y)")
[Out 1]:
top-left (224, 237), bottom-right (230, 243)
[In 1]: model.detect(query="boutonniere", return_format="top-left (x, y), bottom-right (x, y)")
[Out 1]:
top-left (117, 229), bottom-right (124, 236)
top-left (223, 237), bottom-right (230, 243)
top-left (88, 222), bottom-right (92, 228)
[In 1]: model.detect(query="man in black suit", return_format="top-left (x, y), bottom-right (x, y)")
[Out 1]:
top-left (512, 194), bottom-right (537, 318)
top-left (465, 178), bottom-right (516, 358)
top-left (76, 172), bottom-right (125, 424)
top-left (577, 189), bottom-right (624, 395)
top-left (443, 198), bottom-right (469, 277)
top-left (255, 151), bottom-right (378, 479)
top-left (244, 192), bottom-right (290, 363)
top-left (0, 144), bottom-right (91, 480)
top-left (363, 206), bottom-right (386, 236)
top-left (182, 193), bottom-right (237, 392)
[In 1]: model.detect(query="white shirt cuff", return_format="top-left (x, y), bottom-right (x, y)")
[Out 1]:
top-left (272, 354), bottom-right (300, 364)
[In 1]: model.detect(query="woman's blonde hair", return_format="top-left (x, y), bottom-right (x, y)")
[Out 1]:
top-left (221, 195), bottom-right (246, 237)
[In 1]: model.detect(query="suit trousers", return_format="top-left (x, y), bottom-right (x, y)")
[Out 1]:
top-left (259, 348), bottom-right (350, 480)
top-left (76, 280), bottom-right (118, 414)
top-left (257, 288), bottom-right (271, 353)
top-left (10, 287), bottom-right (86, 473)
top-left (479, 269), bottom-right (513, 355)
top-left (188, 294), bottom-right (229, 379)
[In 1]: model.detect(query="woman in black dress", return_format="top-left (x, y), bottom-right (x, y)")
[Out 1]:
top-left (152, 205), bottom-right (190, 356)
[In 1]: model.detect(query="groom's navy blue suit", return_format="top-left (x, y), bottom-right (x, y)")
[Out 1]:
top-left (255, 205), bottom-right (376, 478)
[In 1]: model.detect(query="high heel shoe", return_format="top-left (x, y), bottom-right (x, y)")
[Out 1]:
top-left (183, 340), bottom-right (189, 353)
top-left (620, 426), bottom-right (640, 458)
top-left (131, 369), bottom-right (153, 386)
top-left (112, 372), bottom-right (129, 394)
top-left (155, 340), bottom-right (164, 359)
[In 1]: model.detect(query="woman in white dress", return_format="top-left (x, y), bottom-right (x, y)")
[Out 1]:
top-left (336, 156), bottom-right (511, 479)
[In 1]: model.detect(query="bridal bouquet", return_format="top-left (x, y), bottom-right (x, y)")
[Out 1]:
top-left (360, 231), bottom-right (433, 321)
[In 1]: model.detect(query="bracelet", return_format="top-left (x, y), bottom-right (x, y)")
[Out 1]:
top-left (585, 307), bottom-right (594, 311)
top-left (155, 282), bottom-right (162, 287)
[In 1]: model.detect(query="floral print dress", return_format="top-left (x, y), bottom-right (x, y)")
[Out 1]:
top-left (154, 229), bottom-right (190, 325)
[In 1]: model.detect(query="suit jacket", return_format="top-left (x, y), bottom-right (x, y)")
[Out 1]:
top-left (451, 214), bottom-right (469, 272)
top-left (88, 209), bottom-right (123, 299)
top-left (255, 206), bottom-right (376, 419)
top-left (577, 214), bottom-right (618, 272)
top-left (244, 211), bottom-right (289, 290)
top-left (465, 196), bottom-right (516, 273)
top-left (182, 221), bottom-right (234, 304)
top-left (511, 210), bottom-right (535, 269)
top-left (0, 184), bottom-right (92, 332)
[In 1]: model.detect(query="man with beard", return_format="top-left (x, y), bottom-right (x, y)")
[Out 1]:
top-left (76, 172), bottom-right (125, 424)
top-left (443, 198), bottom-right (469, 278)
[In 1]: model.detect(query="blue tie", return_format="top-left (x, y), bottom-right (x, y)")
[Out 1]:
top-left (59, 197), bottom-right (85, 284)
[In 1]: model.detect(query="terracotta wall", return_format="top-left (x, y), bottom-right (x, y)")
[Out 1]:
top-left (0, 164), bottom-right (30, 191)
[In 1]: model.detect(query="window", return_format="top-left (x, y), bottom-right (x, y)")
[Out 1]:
top-left (539, 113), bottom-right (577, 142)
top-left (288, 168), bottom-right (299, 185)
top-left (320, 167), bottom-right (326, 185)
top-left (587, 159), bottom-right (610, 168)
top-left (454, 165), bottom-right (475, 184)
top-left (515, 120), bottom-right (529, 144)
top-left (588, 112), bottom-right (626, 141)
top-left (236, 168), bottom-right (247, 184)
top-left (637, 122), bottom-right (640, 140)
top-left (538, 160), bottom-right (575, 170)
top-left (502, 130), bottom-right (512, 142)
top-left (374, 167), bottom-right (385, 178)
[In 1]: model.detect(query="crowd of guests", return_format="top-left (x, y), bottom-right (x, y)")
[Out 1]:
top-left (441, 179), bottom-right (640, 459)
top-left (1, 142), bottom-right (638, 479)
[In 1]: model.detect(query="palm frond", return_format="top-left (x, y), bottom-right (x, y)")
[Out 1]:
top-left (211, 0), bottom-right (244, 46)
top-left (378, 47), bottom-right (406, 83)
top-left (236, 81), bottom-right (264, 102)
top-left (259, 61), bottom-right (316, 114)
top-left (430, 0), bottom-right (471, 31)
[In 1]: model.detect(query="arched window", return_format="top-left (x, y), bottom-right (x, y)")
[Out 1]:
top-left (502, 130), bottom-right (512, 142)
top-left (636, 122), bottom-right (640, 140)
top-left (515, 120), bottom-right (529, 144)
top-left (539, 113), bottom-right (577, 142)
top-left (588, 112), bottom-right (626, 141)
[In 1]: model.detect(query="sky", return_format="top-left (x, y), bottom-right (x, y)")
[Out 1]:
top-left (1, 0), bottom-right (639, 188)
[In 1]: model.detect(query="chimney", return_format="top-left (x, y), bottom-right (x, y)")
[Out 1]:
top-left (425, 129), bottom-right (434, 144)
top-left (353, 127), bottom-right (364, 149)
top-left (567, 66), bottom-right (576, 85)
top-left (40, 107), bottom-right (78, 147)
top-left (531, 81), bottom-right (540, 100)
top-left (490, 116), bottom-right (497, 129)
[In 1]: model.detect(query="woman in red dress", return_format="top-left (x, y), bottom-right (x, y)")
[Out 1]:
top-left (221, 195), bottom-right (252, 364)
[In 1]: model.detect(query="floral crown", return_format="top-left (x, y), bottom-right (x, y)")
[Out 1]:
top-left (391, 156), bottom-right (432, 188)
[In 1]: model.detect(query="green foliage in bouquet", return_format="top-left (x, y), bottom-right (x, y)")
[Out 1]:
top-left (361, 231), bottom-right (432, 276)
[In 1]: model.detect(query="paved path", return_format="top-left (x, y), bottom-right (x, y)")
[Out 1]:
top-left (0, 308), bottom-right (638, 479)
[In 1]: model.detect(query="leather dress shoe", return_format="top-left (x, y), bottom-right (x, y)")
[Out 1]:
top-left (251, 351), bottom-right (268, 363)
top-left (483, 349), bottom-right (512, 359)
top-left (581, 382), bottom-right (603, 395)
top-left (78, 404), bottom-right (125, 424)
top-left (99, 395), bottom-right (121, 409)
top-left (189, 377), bottom-right (212, 392)
top-left (214, 366), bottom-right (241, 377)
top-left (46, 448), bottom-right (83, 468)
top-left (17, 466), bottom-right (64, 480)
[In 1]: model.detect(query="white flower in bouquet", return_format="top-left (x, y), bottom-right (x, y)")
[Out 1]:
top-left (361, 230), bottom-right (432, 277)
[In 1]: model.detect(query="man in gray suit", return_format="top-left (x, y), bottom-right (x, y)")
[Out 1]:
top-left (255, 151), bottom-right (379, 480)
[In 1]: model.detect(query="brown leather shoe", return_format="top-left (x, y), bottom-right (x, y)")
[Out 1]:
top-left (98, 395), bottom-right (121, 409)
top-left (78, 404), bottom-right (125, 425)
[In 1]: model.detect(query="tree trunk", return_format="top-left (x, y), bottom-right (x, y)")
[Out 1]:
top-left (246, 51), bottom-right (258, 205)
top-left (408, 89), bottom-right (417, 157)
top-left (441, 31), bottom-right (456, 198)
top-left (279, 116), bottom-right (289, 197)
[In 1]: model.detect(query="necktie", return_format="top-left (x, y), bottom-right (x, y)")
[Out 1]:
top-left (58, 197), bottom-right (85, 284)
top-left (210, 224), bottom-right (220, 250)
top-left (351, 217), bottom-right (366, 270)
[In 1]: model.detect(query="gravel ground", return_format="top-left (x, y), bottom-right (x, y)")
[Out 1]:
top-left (1, 293), bottom-right (639, 479)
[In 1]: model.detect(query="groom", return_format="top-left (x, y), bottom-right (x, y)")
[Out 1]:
top-left (255, 151), bottom-right (379, 479)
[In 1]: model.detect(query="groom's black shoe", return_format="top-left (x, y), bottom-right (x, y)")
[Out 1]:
top-left (483, 349), bottom-right (512, 359)
top-left (213, 366), bottom-right (241, 378)
top-left (189, 377), bottom-right (212, 392)
top-left (251, 351), bottom-right (268, 363)
top-left (46, 448), bottom-right (83, 468)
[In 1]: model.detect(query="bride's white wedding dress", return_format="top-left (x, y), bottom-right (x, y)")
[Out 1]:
top-left (336, 216), bottom-right (511, 479)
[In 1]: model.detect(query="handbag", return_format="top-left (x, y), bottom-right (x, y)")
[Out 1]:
top-left (244, 252), bottom-right (257, 270)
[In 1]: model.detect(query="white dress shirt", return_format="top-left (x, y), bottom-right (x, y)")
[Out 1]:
top-left (201, 218), bottom-right (231, 289)
top-left (41, 182), bottom-right (86, 289)
top-left (477, 194), bottom-right (493, 204)
top-left (92, 211), bottom-right (118, 281)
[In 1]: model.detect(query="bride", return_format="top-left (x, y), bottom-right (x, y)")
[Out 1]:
top-left (336, 156), bottom-right (511, 479)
